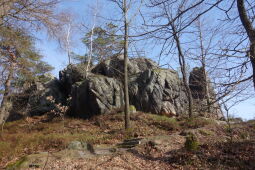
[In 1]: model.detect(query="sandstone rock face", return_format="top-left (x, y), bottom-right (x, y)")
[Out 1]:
top-left (89, 55), bottom-right (188, 117)
top-left (129, 69), bottom-right (187, 117)
top-left (189, 67), bottom-right (207, 99)
top-left (60, 56), bottom-right (224, 118)
top-left (70, 74), bottom-right (124, 118)
top-left (63, 56), bottom-right (188, 118)
top-left (189, 67), bottom-right (216, 100)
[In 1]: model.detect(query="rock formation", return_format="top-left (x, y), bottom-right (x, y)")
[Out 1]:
top-left (128, 69), bottom-right (187, 117)
top-left (8, 55), bottom-right (223, 120)
top-left (8, 77), bottom-right (65, 121)
top-left (189, 67), bottom-right (208, 99)
top-left (70, 74), bottom-right (123, 118)
top-left (60, 55), bottom-right (189, 118)
top-left (189, 67), bottom-right (223, 118)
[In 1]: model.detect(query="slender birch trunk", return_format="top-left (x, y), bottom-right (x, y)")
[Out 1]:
top-left (85, 0), bottom-right (98, 78)
top-left (66, 22), bottom-right (71, 65)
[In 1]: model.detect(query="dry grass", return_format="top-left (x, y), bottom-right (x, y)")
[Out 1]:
top-left (179, 117), bottom-right (216, 129)
top-left (148, 114), bottom-right (180, 131)
top-left (1, 112), bottom-right (254, 169)
top-left (0, 112), bottom-right (178, 168)
top-left (0, 117), bottom-right (110, 167)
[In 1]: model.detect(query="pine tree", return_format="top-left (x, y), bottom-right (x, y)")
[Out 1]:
top-left (0, 27), bottom-right (53, 124)
top-left (82, 23), bottom-right (123, 62)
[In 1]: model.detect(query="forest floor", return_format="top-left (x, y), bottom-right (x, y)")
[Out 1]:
top-left (0, 112), bottom-right (255, 169)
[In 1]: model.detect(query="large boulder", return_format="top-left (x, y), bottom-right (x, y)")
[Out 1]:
top-left (129, 69), bottom-right (188, 116)
top-left (70, 74), bottom-right (124, 118)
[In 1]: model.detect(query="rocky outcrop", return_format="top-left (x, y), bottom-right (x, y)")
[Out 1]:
top-left (59, 64), bottom-right (86, 96)
top-left (65, 56), bottom-right (189, 118)
top-left (8, 78), bottom-right (65, 120)
top-left (57, 56), bottom-right (224, 119)
top-left (8, 55), bottom-right (222, 120)
top-left (92, 55), bottom-right (158, 79)
top-left (27, 79), bottom-right (65, 116)
top-left (70, 74), bottom-right (124, 118)
top-left (189, 67), bottom-right (223, 118)
top-left (89, 55), bottom-right (188, 117)
top-left (129, 69), bottom-right (187, 117)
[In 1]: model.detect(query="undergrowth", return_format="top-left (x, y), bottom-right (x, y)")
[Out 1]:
top-left (0, 112), bottom-right (221, 168)
top-left (185, 133), bottom-right (199, 151)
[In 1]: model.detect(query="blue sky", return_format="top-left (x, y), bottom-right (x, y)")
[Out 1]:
top-left (36, 0), bottom-right (255, 120)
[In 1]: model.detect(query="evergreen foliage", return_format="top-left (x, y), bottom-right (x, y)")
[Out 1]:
top-left (0, 27), bottom-right (53, 94)
top-left (81, 23), bottom-right (124, 63)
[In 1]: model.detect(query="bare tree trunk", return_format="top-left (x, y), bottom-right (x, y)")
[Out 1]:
top-left (202, 62), bottom-right (211, 113)
top-left (237, 0), bottom-right (255, 88)
top-left (250, 43), bottom-right (255, 86)
top-left (0, 62), bottom-right (14, 124)
top-left (198, 20), bottom-right (211, 113)
top-left (171, 24), bottom-right (193, 118)
top-left (123, 0), bottom-right (130, 129)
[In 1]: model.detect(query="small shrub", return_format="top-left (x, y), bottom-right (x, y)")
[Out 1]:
top-left (247, 120), bottom-right (255, 129)
top-left (184, 133), bottom-right (199, 151)
top-left (46, 96), bottom-right (69, 119)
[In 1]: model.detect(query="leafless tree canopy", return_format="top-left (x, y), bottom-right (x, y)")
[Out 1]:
top-left (0, 0), bottom-right (68, 36)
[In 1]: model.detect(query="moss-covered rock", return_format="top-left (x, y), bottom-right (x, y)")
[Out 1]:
top-left (129, 105), bottom-right (136, 113)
